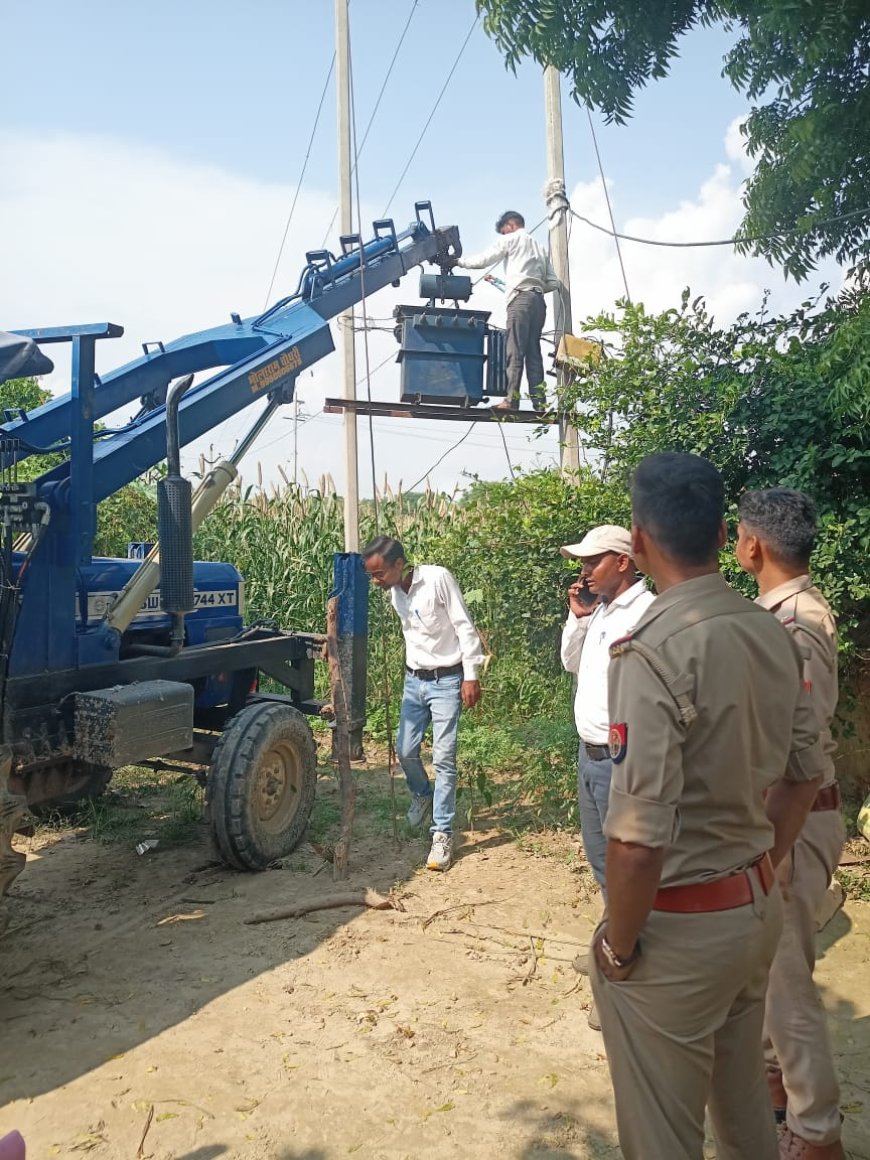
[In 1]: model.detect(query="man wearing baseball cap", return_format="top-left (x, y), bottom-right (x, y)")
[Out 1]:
top-left (560, 524), bottom-right (654, 1024)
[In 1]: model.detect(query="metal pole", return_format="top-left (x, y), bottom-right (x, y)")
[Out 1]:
top-left (544, 66), bottom-right (581, 475)
top-left (336, 0), bottom-right (360, 549)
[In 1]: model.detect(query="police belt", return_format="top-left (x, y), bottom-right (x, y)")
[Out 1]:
top-left (653, 854), bottom-right (775, 914)
top-left (405, 662), bottom-right (464, 681)
top-left (583, 741), bottom-right (611, 761)
top-left (811, 783), bottom-right (841, 812)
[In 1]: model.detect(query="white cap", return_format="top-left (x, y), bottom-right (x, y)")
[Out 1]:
top-left (560, 524), bottom-right (633, 560)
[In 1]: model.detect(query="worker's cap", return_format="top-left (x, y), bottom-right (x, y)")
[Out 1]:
top-left (560, 525), bottom-right (633, 560)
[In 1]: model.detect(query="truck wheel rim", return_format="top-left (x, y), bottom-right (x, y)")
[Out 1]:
top-left (255, 741), bottom-right (301, 832)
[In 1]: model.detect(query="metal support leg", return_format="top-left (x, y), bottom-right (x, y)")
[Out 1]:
top-left (70, 335), bottom-right (97, 564)
top-left (330, 552), bottom-right (368, 760)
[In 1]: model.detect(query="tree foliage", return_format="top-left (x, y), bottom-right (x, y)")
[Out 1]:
top-left (0, 376), bottom-right (51, 413)
top-left (475, 0), bottom-right (870, 278)
top-left (560, 286), bottom-right (870, 648)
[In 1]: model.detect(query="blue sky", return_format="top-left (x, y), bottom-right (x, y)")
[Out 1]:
top-left (5, 0), bottom-right (745, 230)
top-left (2, 1), bottom-right (838, 494)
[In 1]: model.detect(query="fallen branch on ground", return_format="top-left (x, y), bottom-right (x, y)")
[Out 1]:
top-left (421, 897), bottom-right (504, 930)
top-left (136, 1104), bottom-right (154, 1160)
top-left (244, 889), bottom-right (404, 925)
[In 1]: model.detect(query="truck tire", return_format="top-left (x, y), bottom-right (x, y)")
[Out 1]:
top-left (207, 702), bottom-right (317, 870)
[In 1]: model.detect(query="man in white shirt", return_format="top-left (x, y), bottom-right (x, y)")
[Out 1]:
top-left (456, 210), bottom-right (560, 413)
top-left (561, 526), bottom-right (655, 892)
top-left (362, 536), bottom-right (485, 872)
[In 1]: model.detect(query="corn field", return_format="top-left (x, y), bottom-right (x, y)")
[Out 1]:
top-left (193, 469), bottom-right (458, 634)
top-left (98, 464), bottom-right (620, 819)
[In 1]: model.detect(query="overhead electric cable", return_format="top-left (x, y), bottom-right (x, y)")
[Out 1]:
top-left (320, 0), bottom-right (420, 248)
top-left (566, 204), bottom-right (870, 250)
top-left (381, 13), bottom-right (479, 217)
top-left (405, 425), bottom-right (476, 493)
top-left (264, 54), bottom-right (336, 309)
top-left (495, 420), bottom-right (516, 481)
top-left (587, 111), bottom-right (631, 302)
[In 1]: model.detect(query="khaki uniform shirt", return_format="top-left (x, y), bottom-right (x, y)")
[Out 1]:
top-left (756, 575), bottom-right (838, 789)
top-left (605, 573), bottom-right (826, 888)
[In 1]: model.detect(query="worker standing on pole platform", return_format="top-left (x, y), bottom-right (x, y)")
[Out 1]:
top-left (590, 453), bottom-right (826, 1160)
top-left (362, 536), bottom-right (485, 873)
top-left (455, 210), bottom-right (560, 413)
top-left (737, 489), bottom-right (846, 1160)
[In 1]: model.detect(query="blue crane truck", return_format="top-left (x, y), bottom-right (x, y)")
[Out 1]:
top-left (0, 203), bottom-right (464, 921)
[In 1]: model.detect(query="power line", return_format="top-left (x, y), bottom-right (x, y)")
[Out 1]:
top-left (320, 0), bottom-right (420, 249)
top-left (242, 408), bottom-right (317, 457)
top-left (263, 54), bottom-right (335, 309)
top-left (405, 424), bottom-right (476, 492)
top-left (586, 110), bottom-right (631, 302)
top-left (566, 203), bottom-right (870, 250)
top-left (381, 13), bottom-right (479, 217)
top-left (494, 419), bottom-right (516, 481)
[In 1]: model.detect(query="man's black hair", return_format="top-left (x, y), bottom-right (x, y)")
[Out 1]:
top-left (361, 535), bottom-right (405, 566)
top-left (738, 488), bottom-right (817, 568)
top-left (631, 452), bottom-right (725, 565)
top-left (495, 210), bottom-right (525, 232)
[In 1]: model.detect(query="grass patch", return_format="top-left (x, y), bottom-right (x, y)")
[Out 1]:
top-left (307, 769), bottom-right (406, 847)
top-left (835, 866), bottom-right (870, 903)
top-left (36, 766), bottom-right (204, 849)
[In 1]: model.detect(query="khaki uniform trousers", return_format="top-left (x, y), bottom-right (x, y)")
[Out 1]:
top-left (591, 881), bottom-right (783, 1160)
top-left (764, 810), bottom-right (846, 1146)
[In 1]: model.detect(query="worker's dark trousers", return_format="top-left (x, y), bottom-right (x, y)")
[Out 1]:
top-left (505, 289), bottom-right (546, 406)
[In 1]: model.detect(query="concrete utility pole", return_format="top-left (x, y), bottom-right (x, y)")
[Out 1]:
top-left (544, 66), bottom-right (581, 475)
top-left (336, 0), bottom-right (360, 550)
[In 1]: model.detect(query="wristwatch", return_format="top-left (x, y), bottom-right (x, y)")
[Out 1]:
top-left (600, 934), bottom-right (641, 970)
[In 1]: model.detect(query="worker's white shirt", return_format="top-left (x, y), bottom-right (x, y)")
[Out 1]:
top-left (391, 565), bottom-right (486, 680)
top-left (457, 228), bottom-right (560, 304)
top-left (560, 580), bottom-right (655, 744)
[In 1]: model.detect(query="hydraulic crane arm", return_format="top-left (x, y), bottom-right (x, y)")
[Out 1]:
top-left (10, 202), bottom-right (459, 505)
top-left (2, 202), bottom-right (460, 678)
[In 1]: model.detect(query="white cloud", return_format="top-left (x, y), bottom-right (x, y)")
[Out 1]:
top-left (2, 123), bottom-right (844, 500)
top-left (1, 130), bottom-right (558, 496)
top-left (566, 127), bottom-right (843, 330)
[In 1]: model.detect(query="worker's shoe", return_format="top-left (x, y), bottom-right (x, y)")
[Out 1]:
top-left (426, 831), bottom-right (453, 871)
top-left (529, 384), bottom-right (547, 414)
top-left (406, 793), bottom-right (433, 829)
top-left (777, 1125), bottom-right (845, 1159)
top-left (572, 953), bottom-right (590, 976)
top-left (767, 1065), bottom-right (788, 1123)
top-left (492, 398), bottom-right (519, 412)
top-left (586, 1001), bottom-right (601, 1032)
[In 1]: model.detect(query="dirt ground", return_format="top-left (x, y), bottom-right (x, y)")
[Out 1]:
top-left (2, 762), bottom-right (870, 1160)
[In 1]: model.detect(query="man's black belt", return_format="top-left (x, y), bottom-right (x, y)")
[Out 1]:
top-left (406, 662), bottom-right (464, 681)
top-left (583, 741), bottom-right (610, 761)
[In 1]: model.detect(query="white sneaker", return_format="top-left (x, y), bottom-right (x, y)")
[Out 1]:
top-left (406, 793), bottom-right (433, 828)
top-left (426, 831), bottom-right (453, 871)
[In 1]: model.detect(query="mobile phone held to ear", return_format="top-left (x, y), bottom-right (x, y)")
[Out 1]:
top-left (577, 579), bottom-right (597, 607)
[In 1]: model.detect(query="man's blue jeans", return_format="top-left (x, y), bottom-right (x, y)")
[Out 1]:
top-left (396, 672), bottom-right (462, 834)
top-left (578, 747), bottom-right (612, 890)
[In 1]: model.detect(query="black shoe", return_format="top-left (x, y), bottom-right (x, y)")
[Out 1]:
top-left (529, 385), bottom-right (547, 413)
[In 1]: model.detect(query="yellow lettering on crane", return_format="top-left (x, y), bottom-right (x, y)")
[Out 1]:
top-left (248, 346), bottom-right (303, 393)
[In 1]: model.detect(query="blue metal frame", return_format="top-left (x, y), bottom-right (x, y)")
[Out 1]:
top-left (6, 202), bottom-right (458, 678)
